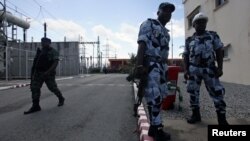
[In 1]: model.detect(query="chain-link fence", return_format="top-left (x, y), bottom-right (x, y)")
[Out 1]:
top-left (0, 41), bottom-right (80, 80)
top-left (8, 45), bottom-right (36, 79)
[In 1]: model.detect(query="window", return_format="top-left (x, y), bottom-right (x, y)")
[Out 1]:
top-left (215, 0), bottom-right (228, 8)
top-left (187, 6), bottom-right (200, 29)
top-left (223, 44), bottom-right (230, 61)
top-left (223, 48), bottom-right (228, 58)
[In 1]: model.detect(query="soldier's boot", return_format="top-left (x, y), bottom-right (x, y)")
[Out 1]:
top-left (24, 100), bottom-right (41, 115)
top-left (148, 124), bottom-right (171, 141)
top-left (57, 95), bottom-right (65, 107)
top-left (187, 108), bottom-right (201, 124)
top-left (217, 111), bottom-right (229, 125)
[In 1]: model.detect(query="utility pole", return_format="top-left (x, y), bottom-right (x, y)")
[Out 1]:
top-left (3, 0), bottom-right (8, 81)
top-left (11, 25), bottom-right (17, 41)
top-left (92, 44), bottom-right (94, 67)
top-left (104, 38), bottom-right (109, 67)
top-left (79, 36), bottom-right (100, 69)
top-left (44, 22), bottom-right (47, 37)
top-left (100, 52), bottom-right (102, 68)
top-left (79, 35), bottom-right (86, 74)
top-left (83, 44), bottom-right (86, 70)
top-left (23, 29), bottom-right (27, 42)
top-left (86, 57), bottom-right (89, 74)
top-left (97, 36), bottom-right (100, 69)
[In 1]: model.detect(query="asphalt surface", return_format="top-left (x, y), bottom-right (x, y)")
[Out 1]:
top-left (0, 74), bottom-right (138, 141)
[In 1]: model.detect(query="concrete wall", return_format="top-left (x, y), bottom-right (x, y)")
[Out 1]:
top-left (183, 0), bottom-right (250, 85)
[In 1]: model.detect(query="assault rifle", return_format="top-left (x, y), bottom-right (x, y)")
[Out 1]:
top-left (126, 67), bottom-right (147, 117)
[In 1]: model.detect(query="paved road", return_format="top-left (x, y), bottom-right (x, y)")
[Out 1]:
top-left (0, 74), bottom-right (138, 141)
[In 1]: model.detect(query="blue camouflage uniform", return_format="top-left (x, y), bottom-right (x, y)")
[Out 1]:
top-left (137, 19), bottom-right (170, 125)
top-left (183, 31), bottom-right (226, 113)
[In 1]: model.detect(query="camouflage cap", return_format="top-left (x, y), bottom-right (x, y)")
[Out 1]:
top-left (41, 37), bottom-right (51, 44)
top-left (158, 2), bottom-right (175, 12)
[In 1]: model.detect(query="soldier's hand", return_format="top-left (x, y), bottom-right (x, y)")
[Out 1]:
top-left (184, 71), bottom-right (190, 80)
top-left (215, 68), bottom-right (223, 78)
top-left (135, 65), bottom-right (147, 79)
top-left (41, 72), bottom-right (49, 78)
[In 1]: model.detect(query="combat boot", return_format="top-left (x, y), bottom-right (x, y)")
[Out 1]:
top-left (187, 108), bottom-right (201, 124)
top-left (24, 101), bottom-right (41, 115)
top-left (148, 124), bottom-right (171, 141)
top-left (217, 111), bottom-right (229, 125)
top-left (57, 96), bottom-right (65, 107)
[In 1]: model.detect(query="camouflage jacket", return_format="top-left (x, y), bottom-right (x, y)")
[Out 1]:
top-left (32, 47), bottom-right (59, 74)
top-left (183, 31), bottom-right (223, 67)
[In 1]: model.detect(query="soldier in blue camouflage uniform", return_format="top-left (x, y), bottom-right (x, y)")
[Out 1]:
top-left (183, 13), bottom-right (229, 125)
top-left (24, 37), bottom-right (65, 115)
top-left (136, 2), bottom-right (175, 141)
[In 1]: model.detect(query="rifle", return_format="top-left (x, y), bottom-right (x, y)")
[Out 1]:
top-left (30, 48), bottom-right (41, 86)
top-left (126, 66), bottom-right (148, 117)
top-left (133, 74), bottom-right (147, 117)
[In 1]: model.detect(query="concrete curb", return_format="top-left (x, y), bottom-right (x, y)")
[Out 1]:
top-left (133, 83), bottom-right (154, 141)
top-left (0, 75), bottom-right (89, 91)
top-left (0, 83), bottom-right (30, 91)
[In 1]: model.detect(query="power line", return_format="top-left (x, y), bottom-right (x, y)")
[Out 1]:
top-left (34, 6), bottom-right (42, 21)
top-left (31, 0), bottom-right (80, 36)
top-left (6, 0), bottom-right (31, 19)
top-left (5, 0), bottom-right (84, 42)
top-left (4, 0), bottom-right (74, 41)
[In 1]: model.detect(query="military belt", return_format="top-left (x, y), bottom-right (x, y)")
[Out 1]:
top-left (190, 63), bottom-right (214, 68)
top-left (145, 56), bottom-right (167, 63)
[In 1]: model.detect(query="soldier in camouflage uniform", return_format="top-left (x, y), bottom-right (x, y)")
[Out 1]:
top-left (24, 37), bottom-right (65, 115)
top-left (136, 2), bottom-right (175, 141)
top-left (183, 13), bottom-right (229, 125)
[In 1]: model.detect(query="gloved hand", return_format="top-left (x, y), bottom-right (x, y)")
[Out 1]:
top-left (184, 71), bottom-right (190, 80)
top-left (41, 72), bottom-right (49, 78)
top-left (215, 68), bottom-right (223, 78)
top-left (134, 65), bottom-right (147, 79)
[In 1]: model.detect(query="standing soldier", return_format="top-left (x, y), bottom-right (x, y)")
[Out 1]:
top-left (136, 2), bottom-right (175, 141)
top-left (183, 12), bottom-right (229, 125)
top-left (24, 37), bottom-right (65, 115)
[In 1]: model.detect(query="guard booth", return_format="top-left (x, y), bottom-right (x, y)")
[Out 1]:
top-left (161, 66), bottom-right (181, 110)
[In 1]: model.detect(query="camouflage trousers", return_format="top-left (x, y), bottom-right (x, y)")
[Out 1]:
top-left (144, 62), bottom-right (168, 126)
top-left (30, 72), bottom-right (63, 102)
top-left (186, 66), bottom-right (226, 113)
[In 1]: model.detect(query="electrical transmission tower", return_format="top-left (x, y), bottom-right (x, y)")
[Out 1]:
top-left (79, 36), bottom-right (101, 68)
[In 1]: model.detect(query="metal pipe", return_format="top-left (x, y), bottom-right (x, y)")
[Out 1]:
top-left (0, 11), bottom-right (30, 29)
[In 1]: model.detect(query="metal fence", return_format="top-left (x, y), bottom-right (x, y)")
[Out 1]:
top-left (8, 45), bottom-right (36, 79)
top-left (0, 41), bottom-right (80, 80)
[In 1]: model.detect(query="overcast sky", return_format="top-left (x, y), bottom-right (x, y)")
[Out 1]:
top-left (5, 0), bottom-right (185, 59)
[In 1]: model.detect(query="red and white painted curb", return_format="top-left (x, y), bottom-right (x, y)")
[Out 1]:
top-left (11, 83), bottom-right (30, 88)
top-left (0, 83), bottom-right (30, 91)
top-left (133, 83), bottom-right (154, 141)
